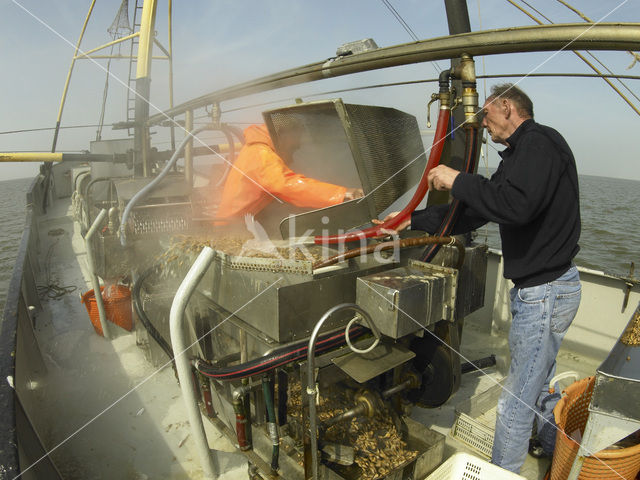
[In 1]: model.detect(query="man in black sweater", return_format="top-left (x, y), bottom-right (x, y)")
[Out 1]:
top-left (388, 84), bottom-right (582, 473)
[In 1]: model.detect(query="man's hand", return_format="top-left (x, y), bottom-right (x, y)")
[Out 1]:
top-left (344, 187), bottom-right (364, 201)
top-left (428, 165), bottom-right (460, 192)
top-left (372, 211), bottom-right (410, 235)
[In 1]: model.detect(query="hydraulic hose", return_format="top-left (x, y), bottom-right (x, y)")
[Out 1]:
top-left (277, 370), bottom-right (288, 427)
top-left (132, 264), bottom-right (174, 361)
top-left (194, 325), bottom-right (367, 381)
top-left (262, 375), bottom-right (279, 474)
top-left (312, 106), bottom-right (451, 245)
top-left (120, 124), bottom-right (212, 246)
top-left (312, 235), bottom-right (465, 270)
top-left (420, 125), bottom-right (479, 263)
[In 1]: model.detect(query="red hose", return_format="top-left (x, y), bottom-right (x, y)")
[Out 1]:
top-left (313, 107), bottom-right (451, 245)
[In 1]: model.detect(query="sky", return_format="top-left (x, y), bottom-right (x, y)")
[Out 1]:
top-left (0, 0), bottom-right (639, 181)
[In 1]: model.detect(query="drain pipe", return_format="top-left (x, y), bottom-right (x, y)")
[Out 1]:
top-left (169, 246), bottom-right (216, 479)
top-left (307, 303), bottom-right (378, 480)
top-left (84, 208), bottom-right (110, 339)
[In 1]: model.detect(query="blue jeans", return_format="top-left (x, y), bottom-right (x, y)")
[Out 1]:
top-left (491, 265), bottom-right (581, 473)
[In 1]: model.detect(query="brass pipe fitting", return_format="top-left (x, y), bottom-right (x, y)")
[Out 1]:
top-left (462, 86), bottom-right (479, 126)
top-left (452, 53), bottom-right (479, 126)
top-left (453, 53), bottom-right (476, 84)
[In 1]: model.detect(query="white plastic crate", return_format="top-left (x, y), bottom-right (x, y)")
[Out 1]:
top-left (450, 381), bottom-right (502, 458)
top-left (426, 452), bottom-right (526, 480)
top-left (450, 411), bottom-right (495, 458)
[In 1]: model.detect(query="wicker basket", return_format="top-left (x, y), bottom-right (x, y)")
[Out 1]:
top-left (550, 376), bottom-right (640, 480)
top-left (81, 285), bottom-right (133, 336)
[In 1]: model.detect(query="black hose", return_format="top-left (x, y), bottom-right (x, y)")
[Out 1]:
top-left (277, 370), bottom-right (288, 427)
top-left (421, 125), bottom-right (479, 263)
top-left (132, 264), bottom-right (175, 361)
top-left (195, 325), bottom-right (367, 381)
top-left (461, 354), bottom-right (496, 374)
top-left (262, 375), bottom-right (279, 473)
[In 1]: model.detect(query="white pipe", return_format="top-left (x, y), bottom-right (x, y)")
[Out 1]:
top-left (307, 303), bottom-right (377, 480)
top-left (169, 246), bottom-right (216, 479)
top-left (84, 208), bottom-right (110, 339)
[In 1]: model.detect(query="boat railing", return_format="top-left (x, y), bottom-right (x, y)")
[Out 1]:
top-left (0, 174), bottom-right (61, 478)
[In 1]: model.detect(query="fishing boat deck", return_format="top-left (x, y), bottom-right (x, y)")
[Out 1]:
top-left (28, 195), bottom-right (609, 479)
top-left (30, 197), bottom-right (245, 479)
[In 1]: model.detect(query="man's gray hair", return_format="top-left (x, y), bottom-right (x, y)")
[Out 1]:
top-left (488, 83), bottom-right (534, 119)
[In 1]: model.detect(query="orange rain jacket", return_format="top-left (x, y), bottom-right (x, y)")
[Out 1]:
top-left (215, 124), bottom-right (347, 221)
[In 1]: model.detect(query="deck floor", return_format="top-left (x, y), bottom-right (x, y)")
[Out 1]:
top-left (29, 196), bottom-right (603, 480)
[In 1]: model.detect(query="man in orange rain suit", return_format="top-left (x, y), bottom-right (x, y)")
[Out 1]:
top-left (216, 123), bottom-right (362, 222)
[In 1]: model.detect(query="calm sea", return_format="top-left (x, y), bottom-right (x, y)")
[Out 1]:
top-left (476, 172), bottom-right (640, 278)
top-left (0, 174), bottom-right (639, 313)
top-left (0, 177), bottom-right (32, 314)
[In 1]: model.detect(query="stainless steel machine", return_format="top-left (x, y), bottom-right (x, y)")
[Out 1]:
top-left (81, 99), bottom-right (488, 479)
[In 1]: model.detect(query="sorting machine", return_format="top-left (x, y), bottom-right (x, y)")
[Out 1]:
top-left (76, 81), bottom-right (489, 479)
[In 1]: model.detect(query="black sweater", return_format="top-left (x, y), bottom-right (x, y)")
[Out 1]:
top-left (411, 119), bottom-right (580, 288)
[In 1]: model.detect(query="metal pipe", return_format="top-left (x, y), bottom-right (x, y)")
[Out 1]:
top-left (312, 235), bottom-right (465, 270)
top-left (51, 0), bottom-right (96, 152)
top-left (134, 0), bottom-right (158, 177)
top-left (322, 381), bottom-right (412, 429)
top-left (167, 0), bottom-right (175, 151)
top-left (148, 23), bottom-right (640, 125)
top-left (169, 246), bottom-right (216, 479)
top-left (323, 403), bottom-right (367, 428)
top-left (381, 378), bottom-right (414, 399)
top-left (505, 0), bottom-right (640, 116)
top-left (84, 209), bottom-right (110, 339)
top-left (120, 124), bottom-right (211, 246)
top-left (307, 304), bottom-right (375, 480)
top-left (445, 0), bottom-right (471, 35)
top-left (73, 32), bottom-right (140, 59)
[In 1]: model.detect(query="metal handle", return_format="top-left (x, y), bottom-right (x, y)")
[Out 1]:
top-left (345, 314), bottom-right (381, 355)
top-left (307, 303), bottom-right (376, 480)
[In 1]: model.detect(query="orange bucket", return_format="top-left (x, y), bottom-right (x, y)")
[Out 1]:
top-left (550, 376), bottom-right (640, 480)
top-left (81, 285), bottom-right (133, 336)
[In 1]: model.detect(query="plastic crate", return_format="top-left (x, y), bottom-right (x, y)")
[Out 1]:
top-left (450, 381), bottom-right (502, 458)
top-left (426, 452), bottom-right (526, 480)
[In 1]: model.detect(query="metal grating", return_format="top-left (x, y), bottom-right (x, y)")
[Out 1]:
top-left (129, 204), bottom-right (192, 236)
top-left (343, 102), bottom-right (426, 215)
top-left (264, 99), bottom-right (425, 232)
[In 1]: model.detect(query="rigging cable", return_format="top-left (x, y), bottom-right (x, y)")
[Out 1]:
top-left (2, 72), bottom-right (638, 138)
top-left (505, 0), bottom-right (640, 116)
top-left (96, 44), bottom-right (116, 141)
top-left (554, 0), bottom-right (640, 103)
top-left (519, 0), bottom-right (640, 105)
top-left (217, 72), bottom-right (640, 117)
top-left (557, 0), bottom-right (640, 68)
top-left (379, 0), bottom-right (442, 74)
